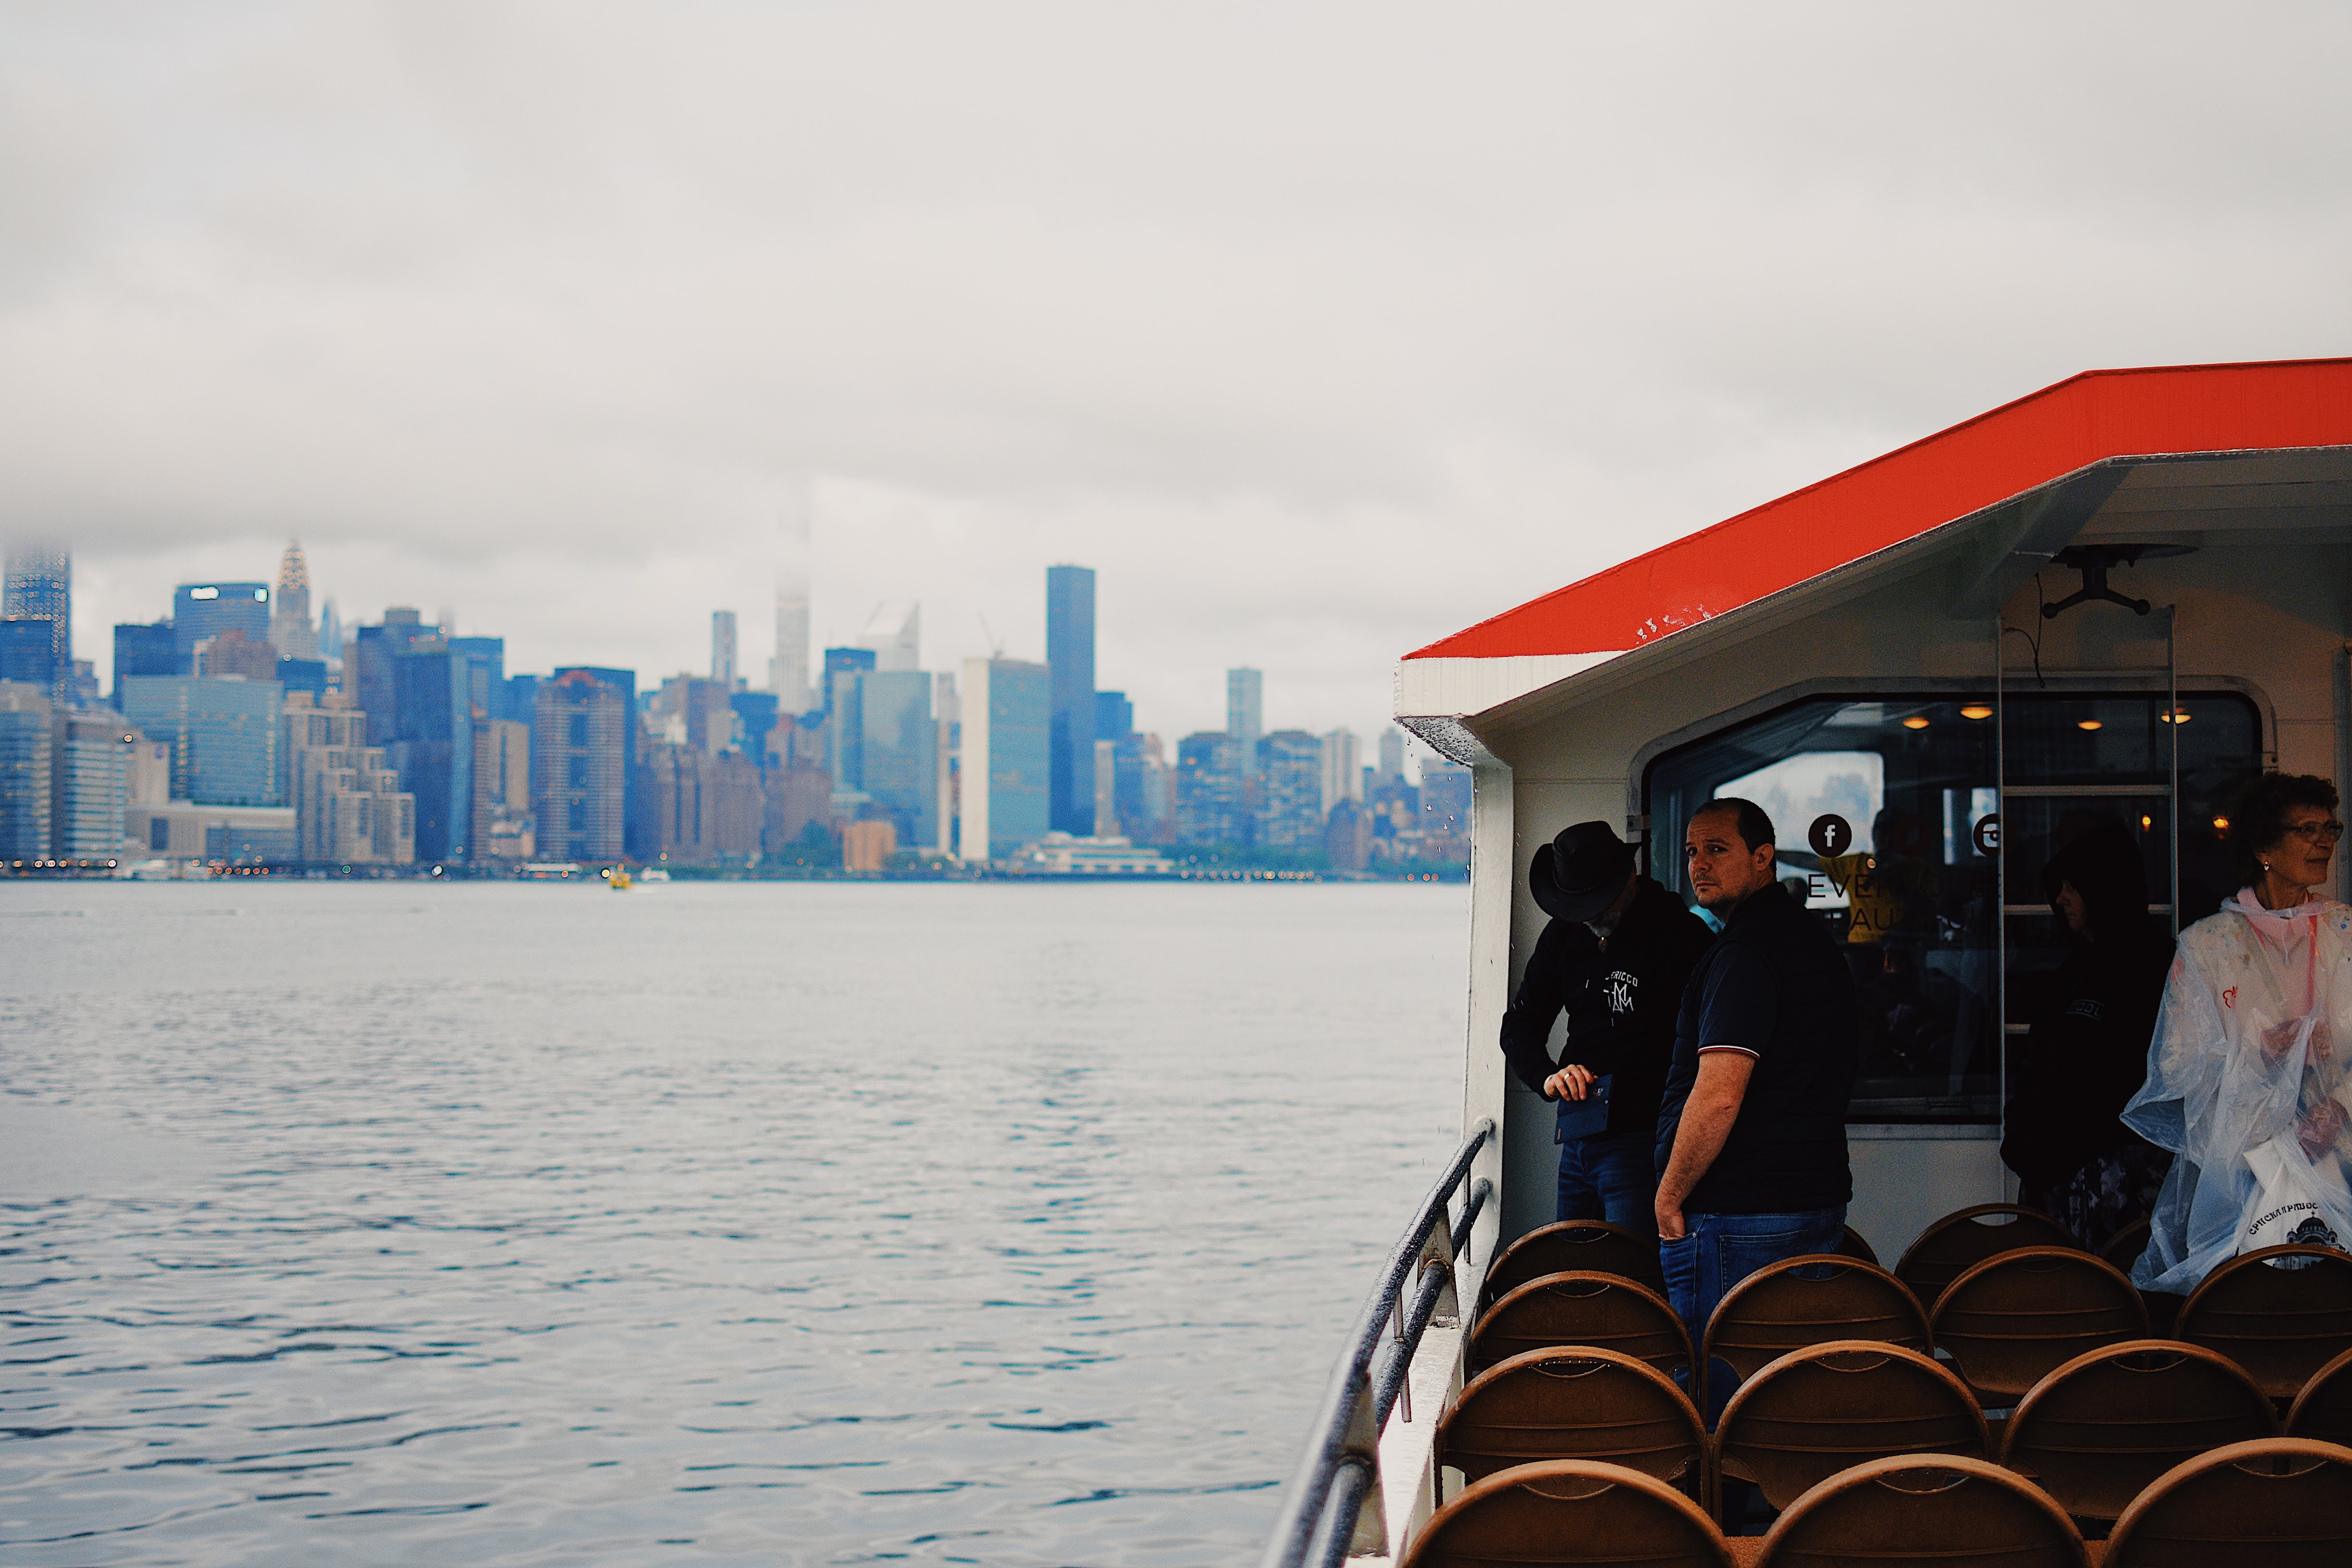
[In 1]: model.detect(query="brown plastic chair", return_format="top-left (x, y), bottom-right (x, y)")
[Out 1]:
top-left (1481, 1220), bottom-right (1667, 1312)
top-left (1837, 1225), bottom-right (1880, 1266)
top-left (1469, 1270), bottom-right (1694, 1379)
top-left (1399, 1458), bottom-right (1735, 1568)
top-left (1752, 1452), bottom-right (2086, 1567)
top-left (1714, 1340), bottom-right (1988, 1520)
top-left (1998, 1339), bottom-right (2278, 1521)
top-left (1895, 1203), bottom-right (2080, 1309)
top-left (1434, 1346), bottom-right (1705, 1502)
top-left (2101, 1436), bottom-right (2352, 1566)
top-left (2175, 1244), bottom-right (2352, 1401)
top-left (2100, 1216), bottom-right (2153, 1274)
top-left (1928, 1246), bottom-right (2147, 1404)
top-left (1703, 1254), bottom-right (1929, 1413)
top-left (2287, 1345), bottom-right (2352, 1446)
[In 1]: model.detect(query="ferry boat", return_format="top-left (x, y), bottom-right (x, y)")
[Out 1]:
top-left (1263, 358), bottom-right (2352, 1565)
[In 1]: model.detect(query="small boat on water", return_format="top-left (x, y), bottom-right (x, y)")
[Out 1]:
top-left (607, 868), bottom-right (632, 890)
top-left (1263, 358), bottom-right (2352, 1565)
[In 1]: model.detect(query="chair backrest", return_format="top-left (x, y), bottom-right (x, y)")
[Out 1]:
top-left (1928, 1247), bottom-right (2148, 1403)
top-left (1434, 1347), bottom-right (1705, 1498)
top-left (2176, 1245), bottom-right (2352, 1400)
top-left (1399, 1458), bottom-right (1734, 1568)
top-left (1837, 1225), bottom-right (1881, 1266)
top-left (2102, 1436), bottom-right (2352, 1566)
top-left (1480, 1220), bottom-right (1667, 1311)
top-left (1895, 1203), bottom-right (2080, 1307)
top-left (2100, 1216), bottom-right (2153, 1274)
top-left (1999, 1339), bottom-right (2278, 1520)
top-left (1753, 1453), bottom-right (2086, 1568)
top-left (1714, 1340), bottom-right (1987, 1514)
top-left (1469, 1271), bottom-right (1693, 1378)
top-left (2287, 1345), bottom-right (2352, 1446)
top-left (1703, 1254), bottom-right (1928, 1396)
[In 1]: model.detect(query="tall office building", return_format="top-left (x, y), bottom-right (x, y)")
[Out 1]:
top-left (1319, 729), bottom-right (1362, 815)
top-left (473, 717), bottom-right (532, 861)
top-left (652, 674), bottom-right (738, 755)
top-left (1378, 725), bottom-right (1406, 784)
top-left (349, 609), bottom-right (437, 744)
top-left (0, 682), bottom-right (52, 858)
top-left (1256, 729), bottom-right (1324, 849)
top-left (535, 669), bottom-right (628, 862)
top-left (832, 668), bottom-right (939, 849)
top-left (173, 583), bottom-right (270, 666)
top-left (390, 644), bottom-right (479, 862)
top-left (711, 610), bottom-right (739, 686)
top-left (119, 675), bottom-right (284, 805)
top-left (1226, 668), bottom-right (1263, 777)
top-left (1046, 565), bottom-right (1096, 834)
top-left (1175, 731), bottom-right (1245, 845)
top-left (111, 621), bottom-right (179, 693)
top-left (192, 629), bottom-right (278, 681)
top-left (50, 710), bottom-right (137, 860)
top-left (958, 657), bottom-right (1050, 861)
top-left (2, 546), bottom-right (70, 700)
top-left (822, 645), bottom-right (876, 733)
top-left (285, 693), bottom-right (413, 864)
top-left (0, 620), bottom-right (57, 695)
top-left (268, 542), bottom-right (319, 659)
top-left (556, 665), bottom-right (640, 857)
top-left (768, 494), bottom-right (812, 713)
top-left (856, 600), bottom-right (920, 672)
top-left (317, 599), bottom-right (344, 666)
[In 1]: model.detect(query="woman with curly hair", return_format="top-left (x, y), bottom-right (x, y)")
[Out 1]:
top-left (2123, 772), bottom-right (2352, 1291)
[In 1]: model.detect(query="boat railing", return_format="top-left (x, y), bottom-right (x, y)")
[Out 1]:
top-left (1257, 1118), bottom-right (1495, 1568)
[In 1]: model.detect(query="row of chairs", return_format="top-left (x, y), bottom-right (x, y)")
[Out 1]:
top-left (1403, 1441), bottom-right (2352, 1568)
top-left (1437, 1336), bottom-right (2352, 1522)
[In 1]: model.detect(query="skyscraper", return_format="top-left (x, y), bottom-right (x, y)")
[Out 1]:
top-left (1319, 729), bottom-right (1362, 815)
top-left (833, 668), bottom-right (938, 849)
top-left (2, 546), bottom-right (70, 700)
top-left (391, 645), bottom-right (476, 862)
top-left (113, 621), bottom-right (179, 692)
top-left (856, 600), bottom-right (920, 672)
top-left (0, 620), bottom-right (57, 694)
top-left (120, 675), bottom-right (284, 805)
top-left (172, 583), bottom-right (270, 666)
top-left (50, 709), bottom-right (136, 860)
top-left (0, 681), bottom-right (53, 857)
top-left (769, 493), bottom-right (812, 713)
top-left (959, 656), bottom-right (1050, 861)
top-left (1046, 565), bottom-right (1096, 834)
top-left (1175, 731), bottom-right (1244, 845)
top-left (1378, 725), bottom-right (1406, 783)
top-left (269, 542), bottom-right (319, 659)
top-left (1255, 729), bottom-right (1324, 848)
top-left (1226, 668), bottom-right (1263, 777)
top-left (535, 669), bottom-right (628, 863)
top-left (712, 610), bottom-right (739, 686)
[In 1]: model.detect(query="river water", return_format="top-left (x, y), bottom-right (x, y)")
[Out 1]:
top-left (0, 881), bottom-right (1465, 1566)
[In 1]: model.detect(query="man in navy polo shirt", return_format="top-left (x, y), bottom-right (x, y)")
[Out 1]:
top-left (1653, 797), bottom-right (1858, 1410)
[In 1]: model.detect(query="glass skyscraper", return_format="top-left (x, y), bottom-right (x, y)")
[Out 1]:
top-left (172, 583), bottom-right (271, 666)
top-left (3, 546), bottom-right (71, 700)
top-left (960, 657), bottom-right (1051, 860)
top-left (120, 675), bottom-right (284, 806)
top-left (1046, 564), bottom-right (1096, 834)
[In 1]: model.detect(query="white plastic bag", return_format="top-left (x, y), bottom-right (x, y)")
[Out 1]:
top-left (2240, 1138), bottom-right (2344, 1255)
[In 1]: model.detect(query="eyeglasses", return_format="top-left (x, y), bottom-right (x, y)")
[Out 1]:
top-left (2284, 820), bottom-right (2347, 844)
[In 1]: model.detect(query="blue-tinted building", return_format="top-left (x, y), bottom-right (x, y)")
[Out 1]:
top-left (1094, 690), bottom-right (1133, 746)
top-left (822, 645), bottom-right (876, 729)
top-left (2, 547), bottom-right (70, 699)
top-left (834, 669), bottom-right (937, 848)
top-left (960, 657), bottom-right (1050, 860)
top-left (556, 666), bottom-right (639, 858)
top-left (115, 620), bottom-right (180, 691)
top-left (390, 647), bottom-right (475, 862)
top-left (120, 675), bottom-right (283, 805)
top-left (0, 620), bottom-right (57, 695)
top-left (1046, 564), bottom-right (1096, 834)
top-left (448, 636), bottom-right (504, 713)
top-left (730, 690), bottom-right (780, 766)
top-left (349, 610), bottom-right (437, 744)
top-left (275, 657), bottom-right (327, 697)
top-left (0, 682), bottom-right (51, 858)
top-left (1176, 731), bottom-right (1245, 845)
top-left (499, 673), bottom-right (542, 726)
top-left (172, 583), bottom-right (270, 666)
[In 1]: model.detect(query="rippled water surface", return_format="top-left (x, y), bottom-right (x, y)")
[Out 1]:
top-left (1, 881), bottom-right (1464, 1566)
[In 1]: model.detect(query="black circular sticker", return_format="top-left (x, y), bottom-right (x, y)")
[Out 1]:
top-left (1972, 814), bottom-right (2001, 856)
top-left (1808, 814), bottom-right (1853, 857)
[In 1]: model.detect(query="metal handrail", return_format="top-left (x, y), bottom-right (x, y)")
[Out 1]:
top-left (1258, 1118), bottom-right (1495, 1568)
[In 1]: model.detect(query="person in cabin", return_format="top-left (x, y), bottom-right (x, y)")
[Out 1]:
top-left (1653, 798), bottom-right (1859, 1400)
top-left (2000, 820), bottom-right (2174, 1251)
top-left (2124, 773), bottom-right (2352, 1293)
top-left (1498, 821), bottom-right (1716, 1230)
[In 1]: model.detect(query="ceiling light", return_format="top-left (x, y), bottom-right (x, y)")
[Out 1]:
top-left (2160, 709), bottom-right (2192, 724)
top-left (1959, 704), bottom-right (1993, 720)
top-left (2078, 719), bottom-right (2103, 731)
top-left (1902, 716), bottom-right (1930, 729)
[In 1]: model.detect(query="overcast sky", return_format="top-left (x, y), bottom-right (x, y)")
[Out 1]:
top-left (3, 2), bottom-right (2348, 742)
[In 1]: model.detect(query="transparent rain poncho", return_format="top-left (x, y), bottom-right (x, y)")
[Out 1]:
top-left (2122, 890), bottom-right (2352, 1293)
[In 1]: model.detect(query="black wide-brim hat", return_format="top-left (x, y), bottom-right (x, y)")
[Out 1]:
top-left (1530, 820), bottom-right (1636, 922)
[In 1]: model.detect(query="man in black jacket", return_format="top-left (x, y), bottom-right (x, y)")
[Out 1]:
top-left (1500, 820), bottom-right (1717, 1229)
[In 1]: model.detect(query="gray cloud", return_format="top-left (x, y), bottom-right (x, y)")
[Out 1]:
top-left (3, 1), bottom-right (2348, 741)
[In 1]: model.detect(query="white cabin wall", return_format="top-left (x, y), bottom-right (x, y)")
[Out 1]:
top-left (1461, 760), bottom-right (1517, 1282)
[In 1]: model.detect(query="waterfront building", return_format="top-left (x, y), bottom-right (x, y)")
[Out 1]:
top-left (534, 669), bottom-right (627, 862)
top-left (1226, 667), bottom-right (1263, 778)
top-left (769, 496), bottom-right (813, 713)
top-left (1128, 732), bottom-right (1176, 844)
top-left (1046, 565), bottom-right (1096, 834)
top-left (841, 817), bottom-right (897, 873)
top-left (1377, 725), bottom-right (1406, 783)
top-left (473, 717), bottom-right (531, 861)
top-left (1323, 798), bottom-right (1371, 873)
top-left (172, 582), bottom-right (270, 667)
top-left (50, 710), bottom-right (136, 860)
top-left (637, 740), bottom-right (764, 864)
top-left (1016, 833), bottom-right (1176, 876)
top-left (2, 547), bottom-right (70, 699)
top-left (128, 732), bottom-right (169, 807)
top-left (0, 619), bottom-right (57, 696)
top-left (1175, 730), bottom-right (1245, 845)
top-left (762, 713), bottom-right (836, 852)
top-left (120, 675), bottom-right (283, 805)
top-left (269, 542), bottom-right (319, 659)
top-left (1093, 738), bottom-right (1117, 837)
top-left (1319, 729), bottom-right (1362, 816)
top-left (1255, 729), bottom-right (1324, 849)
top-left (831, 668), bottom-right (939, 849)
top-left (114, 620), bottom-right (180, 691)
top-left (730, 690), bottom-right (780, 766)
top-left (958, 656), bottom-right (1050, 861)
top-left (552, 666), bottom-right (638, 857)
top-left (126, 802), bottom-right (300, 862)
top-left (192, 629), bottom-right (279, 681)
top-left (856, 600), bottom-right (920, 673)
top-left (652, 674), bottom-right (738, 755)
top-left (349, 609), bottom-right (436, 744)
top-left (285, 693), bottom-right (414, 864)
top-left (711, 610), bottom-right (739, 686)
top-left (0, 682), bottom-right (53, 858)
top-left (391, 645), bottom-right (475, 862)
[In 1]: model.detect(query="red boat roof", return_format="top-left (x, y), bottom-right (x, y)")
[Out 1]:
top-left (1408, 357), bottom-right (2352, 662)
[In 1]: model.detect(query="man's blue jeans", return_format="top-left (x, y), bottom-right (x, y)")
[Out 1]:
top-left (1660, 1205), bottom-right (1846, 1421)
top-left (1555, 1128), bottom-right (1658, 1230)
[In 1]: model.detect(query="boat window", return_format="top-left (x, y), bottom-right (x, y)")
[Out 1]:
top-left (1645, 692), bottom-right (2260, 1125)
